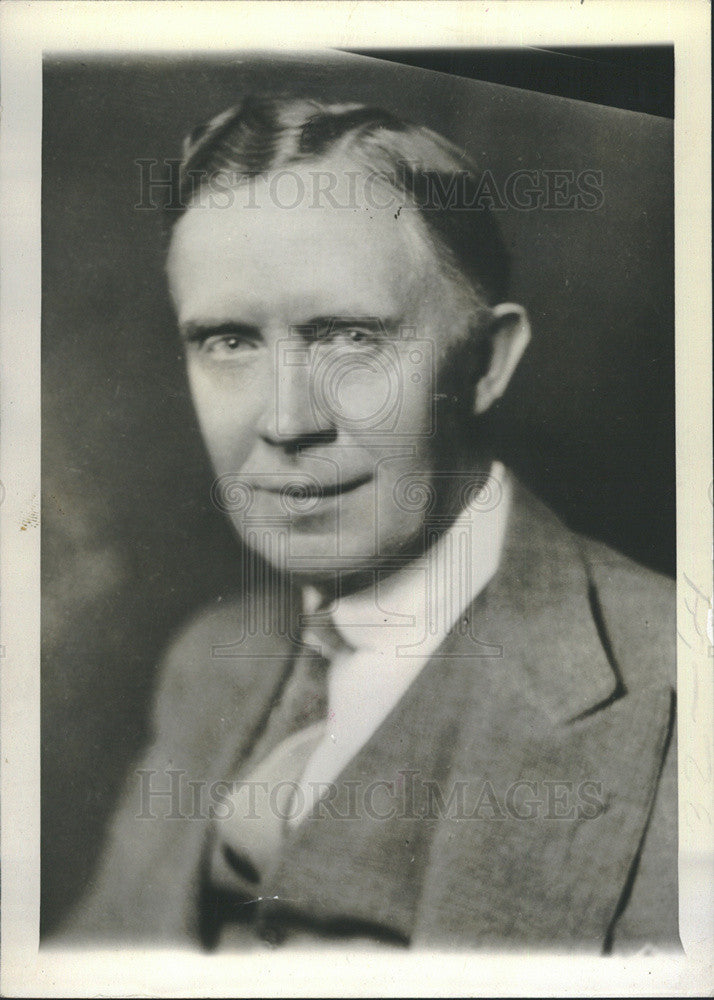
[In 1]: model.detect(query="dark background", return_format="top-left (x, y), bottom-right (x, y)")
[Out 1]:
top-left (42, 49), bottom-right (674, 933)
top-left (349, 46), bottom-right (674, 118)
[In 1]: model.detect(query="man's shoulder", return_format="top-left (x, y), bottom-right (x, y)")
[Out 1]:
top-left (578, 532), bottom-right (674, 609)
top-left (164, 586), bottom-right (296, 662)
top-left (577, 533), bottom-right (676, 691)
top-left (509, 479), bottom-right (676, 692)
top-left (164, 593), bottom-right (251, 660)
top-left (151, 590), bottom-right (295, 731)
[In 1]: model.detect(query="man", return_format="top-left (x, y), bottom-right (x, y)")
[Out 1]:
top-left (62, 96), bottom-right (678, 952)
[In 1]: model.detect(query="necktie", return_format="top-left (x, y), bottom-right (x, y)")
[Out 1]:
top-left (207, 619), bottom-right (346, 904)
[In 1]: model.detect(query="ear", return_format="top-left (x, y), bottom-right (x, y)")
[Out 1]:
top-left (473, 303), bottom-right (531, 415)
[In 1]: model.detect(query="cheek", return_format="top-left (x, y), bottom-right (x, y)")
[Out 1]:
top-left (326, 345), bottom-right (436, 436)
top-left (186, 362), bottom-right (263, 470)
top-left (393, 366), bottom-right (436, 438)
top-left (317, 356), bottom-right (399, 429)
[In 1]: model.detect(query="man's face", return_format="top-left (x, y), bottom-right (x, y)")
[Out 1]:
top-left (167, 158), bottom-right (478, 584)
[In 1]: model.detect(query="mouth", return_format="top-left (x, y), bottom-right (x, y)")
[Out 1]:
top-left (257, 473), bottom-right (371, 499)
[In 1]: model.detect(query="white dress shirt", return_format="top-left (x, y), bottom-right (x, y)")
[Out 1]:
top-left (289, 462), bottom-right (512, 825)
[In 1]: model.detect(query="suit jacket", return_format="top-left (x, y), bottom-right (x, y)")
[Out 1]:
top-left (61, 480), bottom-right (679, 952)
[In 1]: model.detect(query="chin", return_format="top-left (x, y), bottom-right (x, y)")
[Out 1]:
top-left (235, 515), bottom-right (425, 586)
top-left (288, 532), bottom-right (383, 572)
top-left (239, 531), bottom-right (386, 583)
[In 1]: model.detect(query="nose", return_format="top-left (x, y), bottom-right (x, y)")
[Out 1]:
top-left (257, 344), bottom-right (337, 451)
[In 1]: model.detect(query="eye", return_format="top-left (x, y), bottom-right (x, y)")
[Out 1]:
top-left (187, 326), bottom-right (260, 360)
top-left (327, 325), bottom-right (381, 350)
top-left (204, 334), bottom-right (255, 356)
top-left (342, 328), bottom-right (370, 344)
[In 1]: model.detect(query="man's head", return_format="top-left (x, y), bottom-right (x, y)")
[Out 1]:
top-left (166, 96), bottom-right (530, 585)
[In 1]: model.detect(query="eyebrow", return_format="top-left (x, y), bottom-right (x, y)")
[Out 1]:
top-left (295, 316), bottom-right (401, 339)
top-left (180, 316), bottom-right (404, 342)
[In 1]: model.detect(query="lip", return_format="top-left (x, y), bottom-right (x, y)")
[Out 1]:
top-left (256, 474), bottom-right (371, 498)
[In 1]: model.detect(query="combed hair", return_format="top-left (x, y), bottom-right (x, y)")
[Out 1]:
top-left (171, 95), bottom-right (510, 305)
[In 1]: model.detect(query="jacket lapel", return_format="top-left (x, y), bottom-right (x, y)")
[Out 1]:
top-left (412, 482), bottom-right (674, 948)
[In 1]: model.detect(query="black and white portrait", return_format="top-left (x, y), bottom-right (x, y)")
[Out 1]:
top-left (36, 45), bottom-right (685, 958)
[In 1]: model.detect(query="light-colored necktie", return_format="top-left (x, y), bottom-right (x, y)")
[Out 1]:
top-left (207, 619), bottom-right (346, 900)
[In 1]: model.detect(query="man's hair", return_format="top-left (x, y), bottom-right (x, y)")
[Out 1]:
top-left (171, 95), bottom-right (510, 305)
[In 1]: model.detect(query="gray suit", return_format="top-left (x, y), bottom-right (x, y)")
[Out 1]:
top-left (62, 481), bottom-right (678, 952)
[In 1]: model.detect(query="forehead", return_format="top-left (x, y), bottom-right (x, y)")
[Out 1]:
top-left (166, 159), bottom-right (444, 325)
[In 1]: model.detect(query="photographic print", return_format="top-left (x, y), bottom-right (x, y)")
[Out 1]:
top-left (1, 3), bottom-right (711, 997)
top-left (41, 46), bottom-right (677, 952)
